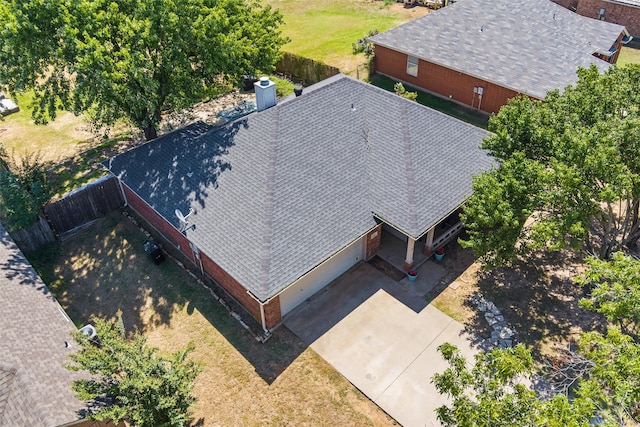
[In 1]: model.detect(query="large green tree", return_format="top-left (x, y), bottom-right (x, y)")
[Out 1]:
top-left (578, 252), bottom-right (640, 334)
top-left (68, 314), bottom-right (202, 426)
top-left (432, 338), bottom-right (640, 426)
top-left (431, 343), bottom-right (595, 427)
top-left (461, 65), bottom-right (640, 266)
top-left (0, 0), bottom-right (287, 140)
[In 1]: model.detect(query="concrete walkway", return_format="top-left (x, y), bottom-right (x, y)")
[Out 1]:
top-left (284, 262), bottom-right (481, 427)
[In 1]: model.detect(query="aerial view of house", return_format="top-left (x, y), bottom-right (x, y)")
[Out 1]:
top-left (370, 0), bottom-right (630, 113)
top-left (104, 74), bottom-right (493, 330)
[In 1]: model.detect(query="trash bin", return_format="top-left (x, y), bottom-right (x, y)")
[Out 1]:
top-left (143, 239), bottom-right (166, 264)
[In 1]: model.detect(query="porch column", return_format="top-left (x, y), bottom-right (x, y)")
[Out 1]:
top-left (403, 237), bottom-right (416, 271)
top-left (423, 227), bottom-right (435, 256)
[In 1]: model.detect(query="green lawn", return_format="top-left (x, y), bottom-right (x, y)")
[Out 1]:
top-left (0, 91), bottom-right (96, 163)
top-left (370, 74), bottom-right (490, 129)
top-left (264, 0), bottom-right (428, 73)
top-left (618, 44), bottom-right (640, 67)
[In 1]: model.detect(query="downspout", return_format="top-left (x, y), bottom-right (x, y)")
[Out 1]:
top-left (259, 303), bottom-right (268, 335)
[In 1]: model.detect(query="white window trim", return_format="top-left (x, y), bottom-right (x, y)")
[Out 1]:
top-left (406, 55), bottom-right (419, 77)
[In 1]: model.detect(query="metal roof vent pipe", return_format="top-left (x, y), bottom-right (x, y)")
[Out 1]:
top-left (254, 76), bottom-right (277, 111)
top-left (294, 86), bottom-right (303, 97)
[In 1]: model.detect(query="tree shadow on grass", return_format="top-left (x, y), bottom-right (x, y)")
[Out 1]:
top-left (27, 211), bottom-right (304, 385)
top-left (466, 250), bottom-right (607, 357)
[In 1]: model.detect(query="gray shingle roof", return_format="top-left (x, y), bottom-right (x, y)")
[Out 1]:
top-left (370, 0), bottom-right (627, 99)
top-left (0, 225), bottom-right (85, 427)
top-left (106, 75), bottom-right (492, 301)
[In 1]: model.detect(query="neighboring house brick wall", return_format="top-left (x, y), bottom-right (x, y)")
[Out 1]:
top-left (552, 0), bottom-right (579, 9)
top-left (365, 224), bottom-right (382, 261)
top-left (374, 45), bottom-right (522, 114)
top-left (576, 0), bottom-right (640, 36)
top-left (553, 0), bottom-right (640, 36)
top-left (122, 183), bottom-right (283, 329)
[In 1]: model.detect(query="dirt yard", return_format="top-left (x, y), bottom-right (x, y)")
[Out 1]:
top-left (29, 212), bottom-right (397, 426)
top-left (429, 236), bottom-right (607, 358)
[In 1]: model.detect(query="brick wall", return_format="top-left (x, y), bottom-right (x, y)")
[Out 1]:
top-left (374, 45), bottom-right (522, 114)
top-left (577, 0), bottom-right (640, 36)
top-left (364, 224), bottom-right (382, 261)
top-left (199, 251), bottom-right (282, 328)
top-left (553, 0), bottom-right (639, 36)
top-left (551, 0), bottom-right (579, 9)
top-left (123, 183), bottom-right (283, 329)
top-left (122, 184), bottom-right (194, 259)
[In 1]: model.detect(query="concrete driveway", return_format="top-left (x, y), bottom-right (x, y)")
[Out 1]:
top-left (284, 262), bottom-right (480, 427)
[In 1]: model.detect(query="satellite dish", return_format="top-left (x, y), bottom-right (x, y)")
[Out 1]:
top-left (175, 208), bottom-right (194, 232)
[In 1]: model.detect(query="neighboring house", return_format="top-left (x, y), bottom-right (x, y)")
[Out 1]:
top-left (104, 74), bottom-right (493, 330)
top-left (0, 225), bottom-right (103, 427)
top-left (370, 0), bottom-right (630, 114)
top-left (553, 0), bottom-right (640, 36)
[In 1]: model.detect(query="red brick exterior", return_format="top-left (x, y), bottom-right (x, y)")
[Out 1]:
top-left (122, 184), bottom-right (283, 329)
top-left (552, 0), bottom-right (579, 9)
top-left (122, 184), bottom-right (194, 260)
top-left (374, 45), bottom-right (522, 114)
top-left (364, 224), bottom-right (382, 261)
top-left (552, 0), bottom-right (639, 36)
top-left (577, 0), bottom-right (639, 36)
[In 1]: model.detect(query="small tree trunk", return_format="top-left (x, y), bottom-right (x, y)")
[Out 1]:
top-left (143, 125), bottom-right (158, 141)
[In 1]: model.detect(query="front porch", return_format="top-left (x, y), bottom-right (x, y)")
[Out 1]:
top-left (376, 209), bottom-right (465, 273)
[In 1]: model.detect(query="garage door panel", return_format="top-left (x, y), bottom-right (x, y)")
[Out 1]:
top-left (280, 237), bottom-right (364, 316)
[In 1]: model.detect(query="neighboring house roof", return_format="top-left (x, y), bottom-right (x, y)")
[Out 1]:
top-left (0, 224), bottom-right (85, 426)
top-left (105, 75), bottom-right (492, 301)
top-left (370, 0), bottom-right (627, 99)
top-left (606, 0), bottom-right (640, 7)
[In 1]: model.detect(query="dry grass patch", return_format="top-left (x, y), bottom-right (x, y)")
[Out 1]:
top-left (429, 239), bottom-right (607, 358)
top-left (28, 211), bottom-right (397, 426)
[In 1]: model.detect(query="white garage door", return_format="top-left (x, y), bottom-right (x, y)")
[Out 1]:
top-left (279, 237), bottom-right (365, 316)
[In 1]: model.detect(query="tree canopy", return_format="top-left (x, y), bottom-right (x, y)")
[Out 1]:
top-left (433, 253), bottom-right (640, 426)
top-left (0, 146), bottom-right (51, 231)
top-left (0, 0), bottom-right (287, 140)
top-left (68, 314), bottom-right (202, 427)
top-left (461, 65), bottom-right (640, 266)
top-left (432, 336), bottom-right (640, 426)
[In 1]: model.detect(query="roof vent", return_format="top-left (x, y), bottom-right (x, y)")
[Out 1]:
top-left (294, 87), bottom-right (303, 97)
top-left (255, 77), bottom-right (277, 111)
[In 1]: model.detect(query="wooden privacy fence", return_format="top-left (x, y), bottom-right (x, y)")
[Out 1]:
top-left (275, 52), bottom-right (340, 85)
top-left (44, 175), bottom-right (125, 235)
top-left (8, 217), bottom-right (56, 253)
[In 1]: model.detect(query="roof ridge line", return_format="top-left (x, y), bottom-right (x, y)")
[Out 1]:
top-left (257, 108), bottom-right (280, 299)
top-left (400, 102), bottom-right (419, 236)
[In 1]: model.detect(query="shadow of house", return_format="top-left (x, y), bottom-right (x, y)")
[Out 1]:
top-left (105, 74), bottom-right (494, 334)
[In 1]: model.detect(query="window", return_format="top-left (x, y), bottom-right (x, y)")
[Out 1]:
top-left (406, 56), bottom-right (419, 77)
top-left (598, 8), bottom-right (605, 20)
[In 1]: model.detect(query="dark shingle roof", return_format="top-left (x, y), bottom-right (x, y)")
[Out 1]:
top-left (106, 75), bottom-right (492, 301)
top-left (0, 225), bottom-right (84, 426)
top-left (370, 0), bottom-right (626, 99)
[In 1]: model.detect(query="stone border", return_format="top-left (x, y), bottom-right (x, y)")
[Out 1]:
top-left (469, 293), bottom-right (515, 349)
